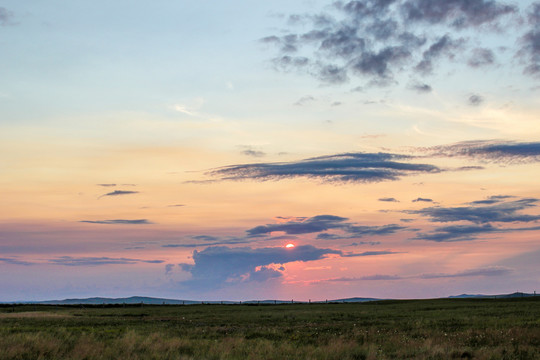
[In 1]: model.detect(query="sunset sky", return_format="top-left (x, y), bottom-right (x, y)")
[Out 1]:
top-left (1, 0), bottom-right (540, 302)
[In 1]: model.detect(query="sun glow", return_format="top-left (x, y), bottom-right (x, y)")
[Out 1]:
top-left (285, 243), bottom-right (295, 248)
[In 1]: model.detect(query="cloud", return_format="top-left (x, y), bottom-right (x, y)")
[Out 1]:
top-left (420, 140), bottom-right (540, 164)
top-left (468, 195), bottom-right (514, 205)
top-left (247, 215), bottom-right (348, 236)
top-left (414, 223), bottom-right (540, 242)
top-left (412, 197), bottom-right (433, 202)
top-left (0, 257), bottom-right (34, 266)
top-left (420, 266), bottom-right (513, 279)
top-left (408, 81), bottom-right (432, 93)
top-left (317, 224), bottom-right (408, 240)
top-left (342, 250), bottom-right (401, 257)
top-left (414, 35), bottom-right (464, 75)
top-left (468, 94), bottom-right (484, 106)
top-left (80, 219), bottom-right (152, 225)
top-left (400, 0), bottom-right (516, 28)
top-left (99, 190), bottom-right (139, 198)
top-left (204, 152), bottom-right (441, 184)
top-left (179, 245), bottom-right (341, 287)
top-left (246, 215), bottom-right (407, 241)
top-left (48, 256), bottom-right (164, 266)
top-left (468, 48), bottom-right (495, 67)
top-left (327, 274), bottom-right (404, 281)
top-left (294, 95), bottom-right (316, 106)
top-left (97, 183), bottom-right (117, 187)
top-left (242, 149), bottom-right (266, 157)
top-left (162, 238), bottom-right (251, 248)
top-left (407, 197), bottom-right (540, 224)
top-left (165, 264), bottom-right (175, 275)
top-left (263, 0), bottom-right (517, 86)
top-left (379, 197), bottom-right (399, 202)
top-left (0, 7), bottom-right (14, 26)
top-left (518, 4), bottom-right (540, 76)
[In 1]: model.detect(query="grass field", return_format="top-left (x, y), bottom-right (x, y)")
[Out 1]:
top-left (1, 297), bottom-right (539, 359)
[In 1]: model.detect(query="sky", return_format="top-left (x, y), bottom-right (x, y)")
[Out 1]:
top-left (1, 0), bottom-right (540, 302)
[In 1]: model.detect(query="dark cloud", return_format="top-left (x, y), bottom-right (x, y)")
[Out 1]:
top-left (468, 195), bottom-right (514, 205)
top-left (242, 149), bottom-right (266, 157)
top-left (468, 48), bottom-right (495, 67)
top-left (349, 241), bottom-right (381, 246)
top-left (468, 94), bottom-right (484, 106)
top-left (0, 257), bottom-right (34, 266)
top-left (414, 222), bottom-right (540, 242)
top-left (263, 0), bottom-right (517, 86)
top-left (518, 4), bottom-right (540, 76)
top-left (351, 46), bottom-right (411, 79)
top-left (407, 197), bottom-right (540, 224)
top-left (179, 245), bottom-right (341, 287)
top-left (408, 81), bottom-right (432, 93)
top-left (0, 7), bottom-right (14, 26)
top-left (412, 197), bottom-right (433, 202)
top-left (99, 190), bottom-right (139, 198)
top-left (317, 224), bottom-right (407, 241)
top-left (204, 152), bottom-right (441, 184)
top-left (420, 266), bottom-right (512, 279)
top-left (247, 215), bottom-right (348, 236)
top-left (165, 264), bottom-right (175, 274)
top-left (48, 256), bottom-right (164, 266)
top-left (342, 250), bottom-right (401, 257)
top-left (414, 223), bottom-right (500, 242)
top-left (80, 219), bottom-right (152, 225)
top-left (421, 140), bottom-right (540, 163)
top-left (379, 197), bottom-right (399, 202)
top-left (400, 0), bottom-right (516, 28)
top-left (246, 215), bottom-right (407, 241)
top-left (414, 35), bottom-right (464, 75)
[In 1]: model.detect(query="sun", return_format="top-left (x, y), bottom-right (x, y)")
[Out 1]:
top-left (285, 243), bottom-right (295, 248)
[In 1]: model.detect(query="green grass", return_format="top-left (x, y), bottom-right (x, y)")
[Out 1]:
top-left (1, 297), bottom-right (539, 359)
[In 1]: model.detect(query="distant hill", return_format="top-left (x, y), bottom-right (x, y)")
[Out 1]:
top-left (2, 292), bottom-right (536, 304)
top-left (449, 292), bottom-right (536, 299)
top-left (35, 296), bottom-right (199, 305)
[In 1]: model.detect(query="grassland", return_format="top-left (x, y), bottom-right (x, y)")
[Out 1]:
top-left (1, 297), bottom-right (539, 359)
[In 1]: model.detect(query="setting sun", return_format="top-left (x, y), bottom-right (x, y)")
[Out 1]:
top-left (285, 244), bottom-right (295, 248)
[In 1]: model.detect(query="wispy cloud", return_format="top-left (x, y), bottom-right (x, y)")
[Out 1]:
top-left (48, 256), bottom-right (164, 266)
top-left (420, 266), bottom-right (513, 279)
top-left (419, 140), bottom-right (540, 164)
top-left (379, 197), bottom-right (399, 202)
top-left (323, 266), bottom-right (512, 282)
top-left (414, 223), bottom-right (540, 242)
top-left (99, 190), bottom-right (139, 198)
top-left (412, 197), bottom-right (433, 203)
top-left (407, 197), bottom-right (540, 224)
top-left (80, 219), bottom-right (152, 225)
top-left (203, 152), bottom-right (441, 184)
top-left (0, 257), bottom-right (34, 266)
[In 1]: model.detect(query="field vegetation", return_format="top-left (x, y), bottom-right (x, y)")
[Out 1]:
top-left (1, 297), bottom-right (539, 359)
